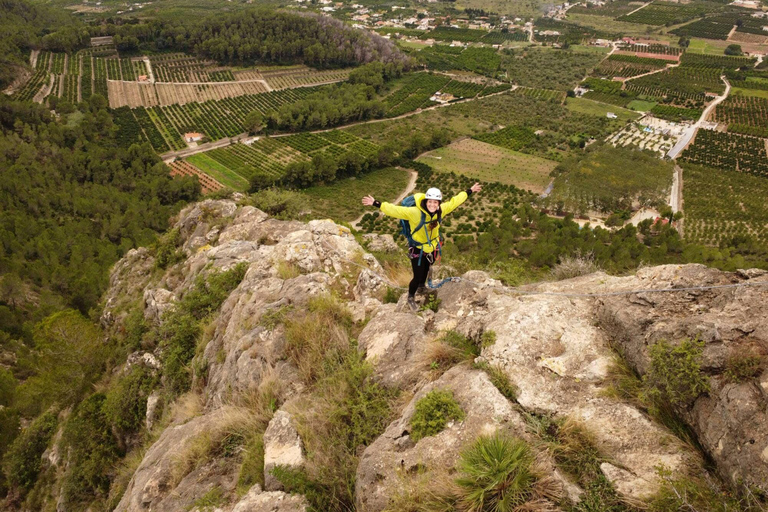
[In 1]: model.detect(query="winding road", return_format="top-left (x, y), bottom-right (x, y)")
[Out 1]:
top-left (667, 75), bottom-right (731, 159)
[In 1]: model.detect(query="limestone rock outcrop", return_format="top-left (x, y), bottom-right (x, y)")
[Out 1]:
top-left (102, 199), bottom-right (767, 511)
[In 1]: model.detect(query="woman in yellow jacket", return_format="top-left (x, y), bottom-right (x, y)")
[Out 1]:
top-left (362, 182), bottom-right (482, 311)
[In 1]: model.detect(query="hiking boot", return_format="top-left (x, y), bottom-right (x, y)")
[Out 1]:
top-left (416, 286), bottom-right (429, 296)
top-left (407, 295), bottom-right (419, 312)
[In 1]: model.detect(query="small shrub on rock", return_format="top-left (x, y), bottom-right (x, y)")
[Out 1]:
top-left (410, 389), bottom-right (465, 442)
top-left (643, 338), bottom-right (710, 409)
top-left (724, 353), bottom-right (763, 384)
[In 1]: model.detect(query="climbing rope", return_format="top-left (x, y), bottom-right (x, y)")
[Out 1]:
top-left (317, 239), bottom-right (768, 298)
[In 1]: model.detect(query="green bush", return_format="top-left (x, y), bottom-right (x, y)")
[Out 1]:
top-left (643, 338), bottom-right (710, 409)
top-left (420, 295), bottom-right (441, 313)
top-left (0, 368), bottom-right (16, 407)
top-left (724, 353), bottom-right (763, 384)
top-left (62, 393), bottom-right (122, 506)
top-left (410, 389), bottom-right (465, 442)
top-left (248, 188), bottom-right (308, 220)
top-left (154, 228), bottom-right (183, 270)
top-left (383, 286), bottom-right (400, 304)
top-left (440, 330), bottom-right (480, 360)
top-left (455, 434), bottom-right (537, 511)
top-left (2, 411), bottom-right (58, 493)
top-left (159, 264), bottom-right (248, 395)
top-left (103, 366), bottom-right (158, 438)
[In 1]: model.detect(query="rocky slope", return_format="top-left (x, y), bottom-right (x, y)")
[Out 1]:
top-left (98, 199), bottom-right (767, 511)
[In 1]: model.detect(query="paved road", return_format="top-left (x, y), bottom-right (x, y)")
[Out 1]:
top-left (667, 76), bottom-right (731, 159)
top-left (670, 164), bottom-right (682, 213)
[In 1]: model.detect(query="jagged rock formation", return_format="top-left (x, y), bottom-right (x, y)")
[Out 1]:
top-left (103, 199), bottom-right (768, 511)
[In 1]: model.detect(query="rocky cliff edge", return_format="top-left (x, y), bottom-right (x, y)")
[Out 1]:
top-left (99, 199), bottom-right (768, 511)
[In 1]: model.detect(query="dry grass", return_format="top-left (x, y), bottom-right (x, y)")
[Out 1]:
top-left (550, 251), bottom-right (601, 281)
top-left (169, 406), bottom-right (263, 488)
top-left (276, 260), bottom-right (303, 280)
top-left (162, 391), bottom-right (203, 427)
top-left (283, 295), bottom-right (353, 385)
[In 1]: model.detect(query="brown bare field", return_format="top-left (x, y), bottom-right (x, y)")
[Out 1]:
top-left (614, 50), bottom-right (680, 62)
top-left (729, 31), bottom-right (768, 45)
top-left (108, 80), bottom-right (271, 108)
top-left (169, 160), bottom-right (223, 194)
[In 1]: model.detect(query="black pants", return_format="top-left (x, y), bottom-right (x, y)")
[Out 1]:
top-left (408, 252), bottom-right (433, 297)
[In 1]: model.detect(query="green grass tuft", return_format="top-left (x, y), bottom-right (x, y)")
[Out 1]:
top-left (410, 389), bottom-right (465, 442)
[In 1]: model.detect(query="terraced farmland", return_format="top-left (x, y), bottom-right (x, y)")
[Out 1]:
top-left (182, 131), bottom-right (382, 191)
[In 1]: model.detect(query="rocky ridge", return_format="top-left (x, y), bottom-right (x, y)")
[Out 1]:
top-left (96, 199), bottom-right (767, 511)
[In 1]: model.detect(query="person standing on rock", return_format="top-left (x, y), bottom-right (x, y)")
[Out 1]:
top-left (362, 182), bottom-right (482, 311)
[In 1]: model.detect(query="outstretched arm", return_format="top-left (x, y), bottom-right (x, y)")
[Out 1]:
top-left (442, 182), bottom-right (482, 216)
top-left (361, 195), bottom-right (414, 220)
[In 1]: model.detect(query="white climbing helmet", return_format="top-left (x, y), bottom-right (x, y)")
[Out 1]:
top-left (425, 187), bottom-right (443, 201)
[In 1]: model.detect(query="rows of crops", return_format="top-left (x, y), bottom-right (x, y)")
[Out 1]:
top-left (441, 80), bottom-right (485, 99)
top-left (474, 125), bottom-right (537, 151)
top-left (479, 83), bottom-right (513, 96)
top-left (421, 26), bottom-right (489, 42)
top-left (50, 53), bottom-right (65, 74)
top-left (481, 30), bottom-right (529, 44)
top-left (650, 104), bottom-right (702, 122)
top-left (12, 70), bottom-right (49, 101)
top-left (112, 106), bottom-right (147, 147)
top-left (593, 54), bottom-right (670, 79)
top-left (617, 44), bottom-right (683, 56)
top-left (384, 73), bottom-right (451, 117)
top-left (714, 96), bottom-right (768, 138)
top-left (680, 52), bottom-right (755, 70)
top-left (628, 65), bottom-right (725, 97)
top-left (511, 87), bottom-right (566, 102)
top-left (681, 130), bottom-right (768, 177)
top-left (186, 130), bottom-right (382, 186)
top-left (169, 161), bottom-right (223, 193)
top-left (81, 56), bottom-right (93, 100)
top-left (617, 2), bottom-right (721, 26)
top-left (36, 51), bottom-right (51, 71)
top-left (120, 58), bottom-right (135, 81)
top-left (147, 107), bottom-right (186, 150)
top-left (683, 163), bottom-right (768, 245)
top-left (132, 107), bottom-right (172, 152)
top-left (670, 13), bottom-right (740, 40)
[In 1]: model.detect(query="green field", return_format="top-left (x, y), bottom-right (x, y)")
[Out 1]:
top-left (626, 99), bottom-right (657, 111)
top-left (186, 153), bottom-right (250, 191)
top-left (301, 167), bottom-right (412, 221)
top-left (687, 38), bottom-right (729, 55)
top-left (416, 138), bottom-right (556, 193)
top-left (731, 87), bottom-right (768, 99)
top-left (565, 97), bottom-right (641, 122)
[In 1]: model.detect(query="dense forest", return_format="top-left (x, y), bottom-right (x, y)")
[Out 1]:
top-left (0, 93), bottom-right (199, 502)
top-left (97, 9), bottom-right (412, 68)
top-left (0, 0), bottom-right (89, 89)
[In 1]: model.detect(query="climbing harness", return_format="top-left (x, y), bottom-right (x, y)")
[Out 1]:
top-left (399, 195), bottom-right (442, 266)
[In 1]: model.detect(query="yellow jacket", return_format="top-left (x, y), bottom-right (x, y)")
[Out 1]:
top-left (380, 191), bottom-right (468, 252)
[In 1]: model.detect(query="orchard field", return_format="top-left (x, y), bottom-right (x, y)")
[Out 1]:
top-left (416, 138), bottom-right (556, 193)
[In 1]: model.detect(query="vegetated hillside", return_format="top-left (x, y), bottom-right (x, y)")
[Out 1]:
top-left (0, 96), bottom-right (200, 487)
top-left (0, 0), bottom-right (87, 90)
top-left (94, 8), bottom-right (411, 70)
top-left (4, 199), bottom-right (765, 512)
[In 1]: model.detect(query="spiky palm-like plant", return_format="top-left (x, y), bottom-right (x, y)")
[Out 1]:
top-left (455, 433), bottom-right (537, 512)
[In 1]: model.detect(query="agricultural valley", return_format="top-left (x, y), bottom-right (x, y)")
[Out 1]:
top-left (2, 0), bottom-right (768, 509)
